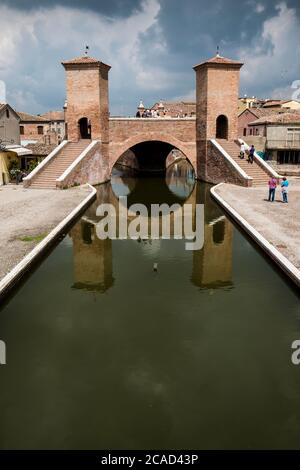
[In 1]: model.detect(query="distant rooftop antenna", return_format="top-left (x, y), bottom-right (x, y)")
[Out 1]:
top-left (84, 45), bottom-right (89, 56)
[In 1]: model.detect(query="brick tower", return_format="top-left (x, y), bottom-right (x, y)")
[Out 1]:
top-left (62, 55), bottom-right (111, 143)
top-left (193, 54), bottom-right (243, 181)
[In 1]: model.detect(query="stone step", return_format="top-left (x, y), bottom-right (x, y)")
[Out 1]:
top-left (28, 140), bottom-right (91, 188)
top-left (216, 139), bottom-right (270, 185)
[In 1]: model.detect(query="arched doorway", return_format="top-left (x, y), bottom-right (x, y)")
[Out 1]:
top-left (216, 115), bottom-right (228, 139)
top-left (78, 117), bottom-right (91, 139)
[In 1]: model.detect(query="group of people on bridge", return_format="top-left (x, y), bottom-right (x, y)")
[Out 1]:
top-left (136, 109), bottom-right (162, 118)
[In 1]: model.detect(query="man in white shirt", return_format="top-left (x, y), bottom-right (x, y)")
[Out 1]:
top-left (240, 142), bottom-right (246, 159)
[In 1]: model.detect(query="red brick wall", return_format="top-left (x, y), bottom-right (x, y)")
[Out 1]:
top-left (108, 118), bottom-right (196, 173)
top-left (64, 64), bottom-right (110, 142)
top-left (238, 109), bottom-right (259, 137)
top-left (206, 141), bottom-right (251, 186)
top-left (195, 63), bottom-right (242, 181)
top-left (21, 122), bottom-right (46, 142)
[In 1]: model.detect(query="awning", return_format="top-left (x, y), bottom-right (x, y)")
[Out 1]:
top-left (4, 145), bottom-right (32, 156)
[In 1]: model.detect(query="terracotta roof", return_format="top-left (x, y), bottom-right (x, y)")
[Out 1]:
top-left (249, 112), bottom-right (300, 126)
top-left (194, 54), bottom-right (243, 69)
top-left (25, 143), bottom-right (56, 156)
top-left (41, 110), bottom-right (64, 121)
top-left (262, 100), bottom-right (287, 108)
top-left (62, 55), bottom-right (100, 65)
top-left (17, 111), bottom-right (48, 122)
top-left (239, 107), bottom-right (292, 118)
top-left (150, 101), bottom-right (196, 116)
top-left (61, 56), bottom-right (111, 69)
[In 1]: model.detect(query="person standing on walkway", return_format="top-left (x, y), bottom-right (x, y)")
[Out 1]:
top-left (281, 177), bottom-right (289, 203)
top-left (268, 176), bottom-right (277, 202)
top-left (248, 145), bottom-right (255, 164)
top-left (240, 141), bottom-right (246, 159)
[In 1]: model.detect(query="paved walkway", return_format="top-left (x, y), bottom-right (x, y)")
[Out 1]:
top-left (0, 184), bottom-right (93, 281)
top-left (214, 178), bottom-right (300, 270)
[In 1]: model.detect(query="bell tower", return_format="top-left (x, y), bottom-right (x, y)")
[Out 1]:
top-left (193, 53), bottom-right (243, 180)
top-left (62, 55), bottom-right (111, 143)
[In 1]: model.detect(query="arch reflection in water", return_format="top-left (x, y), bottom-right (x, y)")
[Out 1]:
top-left (69, 161), bottom-right (233, 292)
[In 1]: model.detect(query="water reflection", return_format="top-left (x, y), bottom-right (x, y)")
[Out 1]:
top-left (70, 222), bottom-right (114, 292)
top-left (191, 181), bottom-right (233, 289)
top-left (1, 162), bottom-right (299, 450)
top-left (70, 161), bottom-right (233, 292)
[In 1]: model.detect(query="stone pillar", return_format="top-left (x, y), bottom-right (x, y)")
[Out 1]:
top-left (62, 56), bottom-right (111, 142)
top-left (193, 54), bottom-right (243, 181)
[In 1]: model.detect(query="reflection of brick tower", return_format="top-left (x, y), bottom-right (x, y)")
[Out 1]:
top-left (191, 183), bottom-right (233, 288)
top-left (193, 53), bottom-right (243, 181)
top-left (191, 220), bottom-right (233, 289)
top-left (70, 222), bottom-right (114, 293)
top-left (62, 55), bottom-right (111, 143)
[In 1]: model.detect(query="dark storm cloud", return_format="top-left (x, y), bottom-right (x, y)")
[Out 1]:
top-left (0, 0), bottom-right (299, 114)
top-left (0, 0), bottom-right (143, 17)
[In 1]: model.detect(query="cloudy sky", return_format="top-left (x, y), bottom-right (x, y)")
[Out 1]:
top-left (0, 0), bottom-right (299, 115)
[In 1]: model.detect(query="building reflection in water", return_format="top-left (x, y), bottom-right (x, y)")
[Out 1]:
top-left (69, 221), bottom-right (114, 293)
top-left (191, 184), bottom-right (233, 289)
top-left (69, 161), bottom-right (233, 293)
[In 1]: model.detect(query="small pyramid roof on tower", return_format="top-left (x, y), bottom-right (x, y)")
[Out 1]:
top-left (61, 55), bottom-right (111, 69)
top-left (194, 54), bottom-right (243, 70)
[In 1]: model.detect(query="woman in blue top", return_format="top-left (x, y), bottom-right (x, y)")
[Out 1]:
top-left (281, 177), bottom-right (289, 203)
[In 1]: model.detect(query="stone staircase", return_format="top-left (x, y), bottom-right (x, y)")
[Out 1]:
top-left (217, 139), bottom-right (270, 186)
top-left (29, 140), bottom-right (91, 189)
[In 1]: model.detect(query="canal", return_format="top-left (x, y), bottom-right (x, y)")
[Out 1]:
top-left (0, 161), bottom-right (299, 449)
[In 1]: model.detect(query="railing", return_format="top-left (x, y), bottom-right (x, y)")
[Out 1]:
top-left (238, 138), bottom-right (279, 178)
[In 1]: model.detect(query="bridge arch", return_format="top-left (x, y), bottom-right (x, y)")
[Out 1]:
top-left (110, 132), bottom-right (196, 175)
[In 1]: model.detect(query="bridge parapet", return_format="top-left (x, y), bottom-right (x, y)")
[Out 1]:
top-left (108, 117), bottom-right (197, 173)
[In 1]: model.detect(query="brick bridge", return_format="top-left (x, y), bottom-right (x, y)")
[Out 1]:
top-left (24, 54), bottom-right (278, 189)
top-left (109, 117), bottom-right (196, 172)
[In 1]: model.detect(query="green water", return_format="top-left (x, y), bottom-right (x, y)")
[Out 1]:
top-left (0, 163), bottom-right (299, 449)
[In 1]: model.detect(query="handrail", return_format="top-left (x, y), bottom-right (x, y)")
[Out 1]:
top-left (237, 138), bottom-right (280, 178)
top-left (210, 139), bottom-right (253, 181)
top-left (56, 140), bottom-right (99, 183)
top-left (23, 140), bottom-right (68, 182)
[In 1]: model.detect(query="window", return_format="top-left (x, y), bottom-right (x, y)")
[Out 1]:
top-left (37, 125), bottom-right (44, 135)
top-left (243, 128), bottom-right (247, 136)
top-left (20, 125), bottom-right (24, 135)
top-left (256, 128), bottom-right (259, 135)
top-left (277, 150), bottom-right (300, 165)
top-left (287, 127), bottom-right (300, 144)
top-left (6, 109), bottom-right (9, 119)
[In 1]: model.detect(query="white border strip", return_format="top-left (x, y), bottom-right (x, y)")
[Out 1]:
top-left (0, 184), bottom-right (97, 298)
top-left (56, 140), bottom-right (99, 183)
top-left (23, 140), bottom-right (68, 182)
top-left (210, 139), bottom-right (253, 181)
top-left (238, 138), bottom-right (280, 178)
top-left (109, 117), bottom-right (196, 121)
top-left (211, 183), bottom-right (300, 288)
